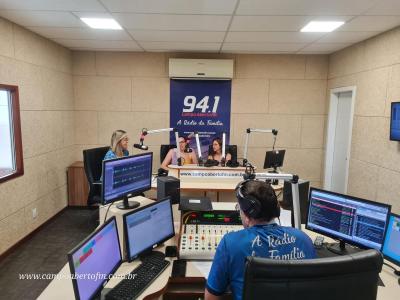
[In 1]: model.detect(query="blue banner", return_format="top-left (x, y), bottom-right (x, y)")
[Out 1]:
top-left (170, 79), bottom-right (231, 157)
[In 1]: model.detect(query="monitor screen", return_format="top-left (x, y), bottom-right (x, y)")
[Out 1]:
top-left (68, 217), bottom-right (121, 300)
top-left (124, 197), bottom-right (175, 261)
top-left (390, 102), bottom-right (400, 141)
top-left (263, 150), bottom-right (285, 169)
top-left (306, 188), bottom-right (391, 251)
top-left (382, 213), bottom-right (400, 267)
top-left (102, 152), bottom-right (153, 205)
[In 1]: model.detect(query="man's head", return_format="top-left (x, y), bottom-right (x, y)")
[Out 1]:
top-left (235, 180), bottom-right (280, 227)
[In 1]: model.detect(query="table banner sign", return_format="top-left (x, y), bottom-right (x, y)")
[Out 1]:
top-left (180, 170), bottom-right (245, 179)
top-left (170, 79), bottom-right (231, 157)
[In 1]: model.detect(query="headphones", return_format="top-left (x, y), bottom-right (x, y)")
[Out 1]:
top-left (235, 180), bottom-right (280, 220)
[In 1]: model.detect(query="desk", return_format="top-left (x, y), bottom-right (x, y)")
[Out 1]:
top-left (38, 199), bottom-right (399, 300)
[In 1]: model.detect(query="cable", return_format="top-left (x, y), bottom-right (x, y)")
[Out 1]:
top-left (103, 202), bottom-right (113, 224)
top-left (383, 262), bottom-right (400, 276)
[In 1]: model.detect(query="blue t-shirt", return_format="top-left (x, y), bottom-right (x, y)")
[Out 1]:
top-left (103, 149), bottom-right (129, 160)
top-left (206, 224), bottom-right (316, 300)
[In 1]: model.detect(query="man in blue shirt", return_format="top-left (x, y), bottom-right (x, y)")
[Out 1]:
top-left (205, 180), bottom-right (316, 300)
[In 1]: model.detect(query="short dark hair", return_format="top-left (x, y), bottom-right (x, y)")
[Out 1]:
top-left (239, 180), bottom-right (280, 221)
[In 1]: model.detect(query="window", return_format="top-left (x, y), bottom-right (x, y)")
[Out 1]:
top-left (0, 84), bottom-right (23, 182)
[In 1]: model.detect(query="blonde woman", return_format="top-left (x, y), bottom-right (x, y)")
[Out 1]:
top-left (104, 130), bottom-right (129, 160)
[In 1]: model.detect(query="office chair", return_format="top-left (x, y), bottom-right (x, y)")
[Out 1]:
top-left (83, 146), bottom-right (109, 206)
top-left (160, 144), bottom-right (176, 164)
top-left (242, 249), bottom-right (383, 300)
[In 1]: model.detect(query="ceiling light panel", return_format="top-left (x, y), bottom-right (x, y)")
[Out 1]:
top-left (301, 21), bottom-right (345, 32)
top-left (81, 18), bottom-right (122, 30)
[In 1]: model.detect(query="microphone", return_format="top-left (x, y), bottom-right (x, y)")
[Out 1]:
top-left (133, 143), bottom-right (148, 150)
top-left (184, 132), bottom-right (195, 153)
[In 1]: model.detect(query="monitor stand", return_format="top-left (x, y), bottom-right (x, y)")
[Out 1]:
top-left (326, 240), bottom-right (361, 255)
top-left (116, 195), bottom-right (140, 210)
top-left (269, 167), bottom-right (279, 185)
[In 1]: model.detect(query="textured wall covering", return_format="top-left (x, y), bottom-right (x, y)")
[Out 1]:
top-left (328, 27), bottom-right (400, 213)
top-left (0, 17), bottom-right (74, 255)
top-left (72, 52), bottom-right (328, 189)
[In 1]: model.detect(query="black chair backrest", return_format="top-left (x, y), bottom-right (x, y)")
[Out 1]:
top-left (160, 144), bottom-right (176, 164)
top-left (83, 146), bottom-right (109, 184)
top-left (207, 144), bottom-right (237, 162)
top-left (243, 249), bottom-right (383, 300)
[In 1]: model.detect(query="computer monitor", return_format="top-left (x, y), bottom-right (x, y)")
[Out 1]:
top-left (263, 149), bottom-right (285, 170)
top-left (68, 217), bottom-right (121, 300)
top-left (123, 197), bottom-right (175, 261)
top-left (382, 213), bottom-right (400, 271)
top-left (102, 152), bottom-right (153, 209)
top-left (390, 101), bottom-right (400, 141)
top-left (306, 188), bottom-right (391, 255)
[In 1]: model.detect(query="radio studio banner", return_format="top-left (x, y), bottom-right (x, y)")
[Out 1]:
top-left (170, 79), bottom-right (231, 157)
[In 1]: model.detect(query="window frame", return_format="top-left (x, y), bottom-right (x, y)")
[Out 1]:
top-left (0, 84), bottom-right (23, 183)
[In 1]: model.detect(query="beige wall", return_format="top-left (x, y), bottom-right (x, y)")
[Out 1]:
top-left (72, 52), bottom-right (328, 188)
top-left (328, 27), bottom-right (400, 213)
top-left (0, 18), bottom-right (74, 255)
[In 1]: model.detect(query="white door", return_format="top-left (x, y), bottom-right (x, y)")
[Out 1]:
top-left (325, 88), bottom-right (355, 194)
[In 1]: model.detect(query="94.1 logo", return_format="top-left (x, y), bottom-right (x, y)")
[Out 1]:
top-left (182, 96), bottom-right (220, 113)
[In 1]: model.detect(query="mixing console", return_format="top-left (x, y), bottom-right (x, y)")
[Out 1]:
top-left (179, 210), bottom-right (242, 260)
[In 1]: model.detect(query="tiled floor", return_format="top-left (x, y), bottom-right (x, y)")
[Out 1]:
top-left (0, 207), bottom-right (99, 300)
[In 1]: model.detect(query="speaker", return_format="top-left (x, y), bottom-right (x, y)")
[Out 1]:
top-left (282, 180), bottom-right (310, 225)
top-left (157, 176), bottom-right (180, 204)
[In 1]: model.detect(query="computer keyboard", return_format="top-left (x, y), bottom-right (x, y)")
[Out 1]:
top-left (105, 252), bottom-right (170, 300)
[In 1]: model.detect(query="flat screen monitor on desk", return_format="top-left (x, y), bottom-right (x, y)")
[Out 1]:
top-left (263, 149), bottom-right (285, 169)
top-left (123, 197), bottom-right (175, 261)
top-left (306, 188), bottom-right (391, 255)
top-left (102, 152), bottom-right (153, 209)
top-left (68, 217), bottom-right (121, 300)
top-left (382, 213), bottom-right (400, 274)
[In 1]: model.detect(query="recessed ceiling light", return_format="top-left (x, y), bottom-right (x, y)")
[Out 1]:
top-left (301, 21), bottom-right (345, 33)
top-left (80, 18), bottom-right (122, 30)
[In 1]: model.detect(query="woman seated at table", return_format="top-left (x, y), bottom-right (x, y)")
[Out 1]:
top-left (104, 130), bottom-right (129, 160)
top-left (208, 137), bottom-right (231, 164)
top-left (160, 136), bottom-right (198, 170)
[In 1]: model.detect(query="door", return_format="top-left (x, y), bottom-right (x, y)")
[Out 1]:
top-left (324, 88), bottom-right (355, 194)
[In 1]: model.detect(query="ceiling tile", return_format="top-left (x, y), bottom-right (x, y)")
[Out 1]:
top-left (101, 0), bottom-right (237, 14)
top-left (113, 13), bottom-right (231, 31)
top-left (0, 10), bottom-right (84, 27)
top-left (317, 31), bottom-right (380, 43)
top-left (231, 16), bottom-right (314, 31)
top-left (300, 42), bottom-right (351, 52)
top-left (53, 38), bottom-right (142, 50)
top-left (72, 12), bottom-right (114, 19)
top-left (28, 27), bottom-right (133, 41)
top-left (140, 41), bottom-right (221, 51)
top-left (0, 0), bottom-right (106, 11)
top-left (364, 0), bottom-right (400, 15)
top-left (222, 42), bottom-right (306, 52)
top-left (236, 0), bottom-right (377, 16)
top-left (339, 16), bottom-right (400, 31)
top-left (129, 30), bottom-right (225, 42)
top-left (226, 31), bottom-right (324, 43)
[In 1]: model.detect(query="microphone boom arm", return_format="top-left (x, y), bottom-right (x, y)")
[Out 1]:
top-left (243, 128), bottom-right (278, 166)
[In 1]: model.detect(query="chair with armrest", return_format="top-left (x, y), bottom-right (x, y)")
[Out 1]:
top-left (160, 144), bottom-right (176, 164)
top-left (83, 146), bottom-right (109, 206)
top-left (243, 249), bottom-right (383, 300)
